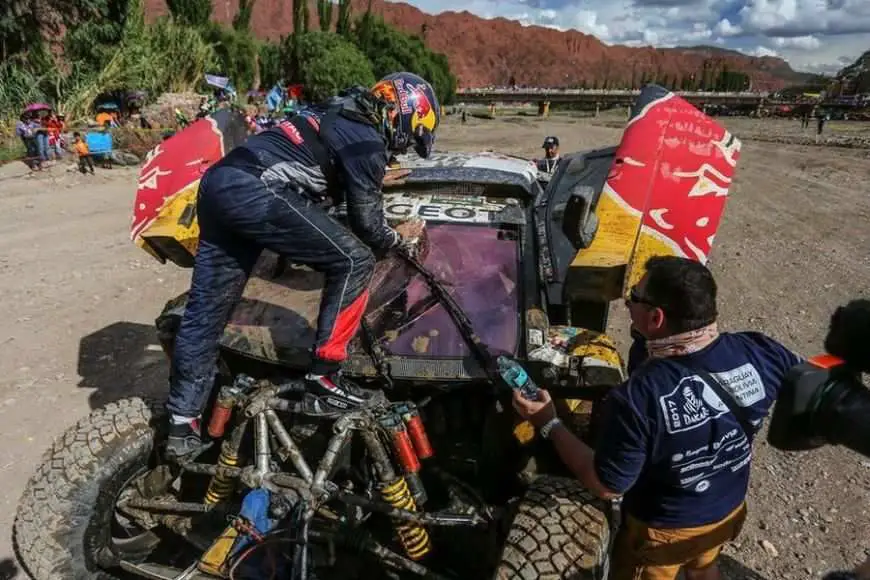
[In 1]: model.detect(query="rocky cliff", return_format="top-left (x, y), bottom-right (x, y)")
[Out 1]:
top-left (835, 50), bottom-right (870, 95)
top-left (145, 0), bottom-right (810, 90)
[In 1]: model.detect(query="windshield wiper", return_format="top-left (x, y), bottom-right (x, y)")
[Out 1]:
top-left (391, 248), bottom-right (499, 383)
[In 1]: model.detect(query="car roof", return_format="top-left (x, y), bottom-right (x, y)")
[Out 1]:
top-left (394, 151), bottom-right (540, 196)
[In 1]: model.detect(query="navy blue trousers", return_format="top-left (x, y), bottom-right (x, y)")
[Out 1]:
top-left (167, 164), bottom-right (375, 417)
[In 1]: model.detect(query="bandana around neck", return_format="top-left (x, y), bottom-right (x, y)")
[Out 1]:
top-left (646, 322), bottom-right (720, 359)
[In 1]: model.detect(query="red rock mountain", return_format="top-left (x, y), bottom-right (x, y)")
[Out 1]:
top-left (145, 0), bottom-right (808, 91)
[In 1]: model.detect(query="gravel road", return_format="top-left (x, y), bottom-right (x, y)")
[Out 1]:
top-left (0, 113), bottom-right (868, 579)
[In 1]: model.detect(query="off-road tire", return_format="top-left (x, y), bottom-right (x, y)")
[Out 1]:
top-left (14, 396), bottom-right (166, 580)
top-left (495, 475), bottom-right (610, 580)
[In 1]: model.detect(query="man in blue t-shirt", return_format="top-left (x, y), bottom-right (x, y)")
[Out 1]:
top-left (513, 255), bottom-right (803, 580)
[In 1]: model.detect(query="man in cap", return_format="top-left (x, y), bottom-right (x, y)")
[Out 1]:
top-left (536, 135), bottom-right (561, 173)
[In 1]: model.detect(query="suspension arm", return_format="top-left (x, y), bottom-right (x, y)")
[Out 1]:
top-left (335, 492), bottom-right (488, 528)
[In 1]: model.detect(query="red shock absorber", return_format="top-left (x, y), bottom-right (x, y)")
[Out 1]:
top-left (383, 414), bottom-right (420, 474)
top-left (207, 386), bottom-right (237, 438)
top-left (400, 404), bottom-right (434, 460)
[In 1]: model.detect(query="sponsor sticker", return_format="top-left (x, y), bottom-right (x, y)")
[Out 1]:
top-left (659, 375), bottom-right (729, 434)
top-left (383, 193), bottom-right (508, 224)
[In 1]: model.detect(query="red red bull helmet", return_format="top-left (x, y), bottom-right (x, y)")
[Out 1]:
top-left (371, 72), bottom-right (440, 158)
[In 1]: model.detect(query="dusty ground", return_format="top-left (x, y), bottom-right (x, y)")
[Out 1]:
top-left (0, 112), bottom-right (869, 579)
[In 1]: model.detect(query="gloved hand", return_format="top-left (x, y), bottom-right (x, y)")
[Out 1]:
top-left (394, 218), bottom-right (428, 260)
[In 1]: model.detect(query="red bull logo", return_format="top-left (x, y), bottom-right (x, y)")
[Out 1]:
top-left (407, 84), bottom-right (437, 133)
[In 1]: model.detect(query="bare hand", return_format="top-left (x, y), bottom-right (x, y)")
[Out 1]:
top-left (395, 218), bottom-right (426, 241)
top-left (511, 389), bottom-right (557, 428)
top-left (383, 168), bottom-right (411, 184)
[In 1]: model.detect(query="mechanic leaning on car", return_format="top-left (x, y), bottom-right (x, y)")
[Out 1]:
top-left (165, 72), bottom-right (440, 459)
top-left (513, 255), bottom-right (804, 580)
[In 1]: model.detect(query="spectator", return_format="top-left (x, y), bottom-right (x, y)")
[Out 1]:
top-left (15, 113), bottom-right (42, 171)
top-left (72, 132), bottom-right (95, 175)
top-left (44, 112), bottom-right (65, 160)
top-left (535, 135), bottom-right (561, 173)
top-left (513, 255), bottom-right (803, 580)
top-left (31, 114), bottom-right (50, 164)
top-left (816, 112), bottom-right (829, 142)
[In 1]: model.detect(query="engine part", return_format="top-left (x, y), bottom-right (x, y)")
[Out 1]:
top-left (383, 414), bottom-right (420, 474)
top-left (264, 409), bottom-right (313, 483)
top-left (254, 413), bottom-right (271, 481)
top-left (197, 524), bottom-right (239, 577)
top-left (380, 477), bottom-right (431, 560)
top-left (205, 447), bottom-right (239, 506)
top-left (405, 472), bottom-right (428, 506)
top-left (337, 491), bottom-right (487, 527)
top-left (396, 403), bottom-right (434, 460)
top-left (313, 414), bottom-right (356, 489)
top-left (207, 386), bottom-right (238, 438)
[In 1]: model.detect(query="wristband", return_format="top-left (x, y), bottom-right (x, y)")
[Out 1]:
top-left (539, 417), bottom-right (562, 439)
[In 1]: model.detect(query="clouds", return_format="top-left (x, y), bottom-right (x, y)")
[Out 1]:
top-left (391, 0), bottom-right (869, 74)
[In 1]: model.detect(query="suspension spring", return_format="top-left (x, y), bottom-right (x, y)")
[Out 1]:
top-left (204, 447), bottom-right (238, 505)
top-left (380, 477), bottom-right (431, 560)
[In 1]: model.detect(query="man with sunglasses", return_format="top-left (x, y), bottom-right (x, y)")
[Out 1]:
top-left (514, 255), bottom-right (803, 580)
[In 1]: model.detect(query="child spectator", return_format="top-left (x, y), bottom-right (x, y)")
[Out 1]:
top-left (44, 112), bottom-right (65, 160)
top-left (73, 133), bottom-right (95, 174)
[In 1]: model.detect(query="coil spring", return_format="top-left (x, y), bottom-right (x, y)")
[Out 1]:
top-left (204, 449), bottom-right (238, 505)
top-left (381, 477), bottom-right (431, 560)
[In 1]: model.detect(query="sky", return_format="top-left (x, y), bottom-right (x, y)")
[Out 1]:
top-left (389, 0), bottom-right (870, 75)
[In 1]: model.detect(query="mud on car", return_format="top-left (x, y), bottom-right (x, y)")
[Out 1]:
top-left (13, 85), bottom-right (740, 580)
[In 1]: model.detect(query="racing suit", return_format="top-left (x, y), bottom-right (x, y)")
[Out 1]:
top-left (167, 96), bottom-right (401, 422)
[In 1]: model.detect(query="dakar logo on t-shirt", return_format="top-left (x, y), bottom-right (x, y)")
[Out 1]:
top-left (659, 376), bottom-right (730, 434)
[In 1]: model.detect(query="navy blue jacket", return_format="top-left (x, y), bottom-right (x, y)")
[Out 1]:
top-left (231, 106), bottom-right (399, 250)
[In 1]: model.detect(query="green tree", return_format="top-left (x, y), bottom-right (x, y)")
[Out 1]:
top-left (336, 0), bottom-right (352, 36)
top-left (258, 40), bottom-right (282, 87)
top-left (166, 0), bottom-right (211, 27)
top-left (293, 0), bottom-right (309, 34)
top-left (201, 23), bottom-right (258, 91)
top-left (351, 15), bottom-right (456, 104)
top-left (233, 0), bottom-right (255, 31)
top-left (317, 0), bottom-right (333, 32)
top-left (2, 0), bottom-right (115, 62)
top-left (286, 31), bottom-right (375, 101)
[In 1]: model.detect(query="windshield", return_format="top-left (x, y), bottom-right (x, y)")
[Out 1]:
top-left (365, 223), bottom-right (520, 358)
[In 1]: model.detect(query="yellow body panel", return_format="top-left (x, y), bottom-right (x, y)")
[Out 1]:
top-left (513, 326), bottom-right (625, 443)
top-left (136, 182), bottom-right (201, 263)
top-left (570, 184), bottom-right (642, 271)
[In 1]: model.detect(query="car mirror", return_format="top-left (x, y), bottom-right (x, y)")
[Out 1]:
top-left (561, 183), bottom-right (599, 249)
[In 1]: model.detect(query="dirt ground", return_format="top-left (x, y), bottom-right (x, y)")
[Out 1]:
top-left (0, 112), bottom-right (869, 579)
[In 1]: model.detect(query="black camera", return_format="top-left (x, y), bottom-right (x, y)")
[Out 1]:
top-left (767, 299), bottom-right (870, 458)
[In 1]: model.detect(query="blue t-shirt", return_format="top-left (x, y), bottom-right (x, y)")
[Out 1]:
top-left (594, 332), bottom-right (803, 527)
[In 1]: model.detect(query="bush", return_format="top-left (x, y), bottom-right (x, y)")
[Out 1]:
top-left (287, 32), bottom-right (375, 102)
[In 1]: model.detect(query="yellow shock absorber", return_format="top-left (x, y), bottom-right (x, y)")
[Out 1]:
top-left (204, 447), bottom-right (238, 505)
top-left (198, 447), bottom-right (242, 576)
top-left (381, 477), bottom-right (431, 560)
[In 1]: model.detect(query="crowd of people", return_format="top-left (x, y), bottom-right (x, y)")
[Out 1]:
top-left (14, 109), bottom-right (67, 171)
